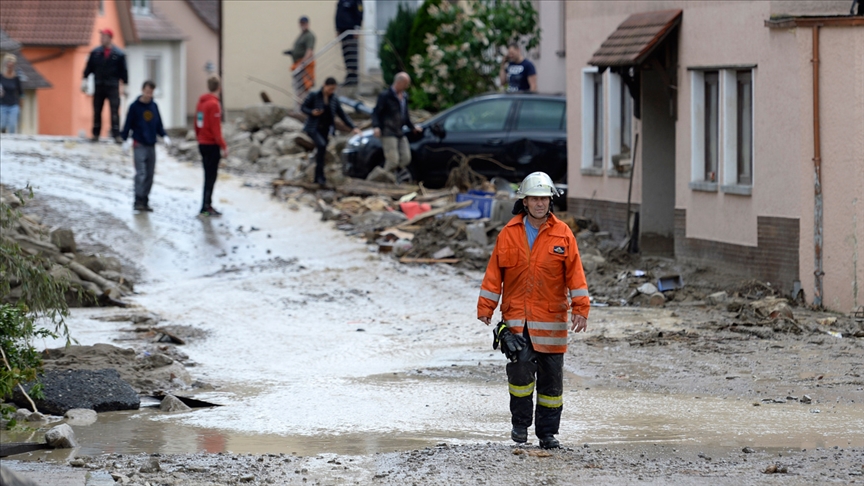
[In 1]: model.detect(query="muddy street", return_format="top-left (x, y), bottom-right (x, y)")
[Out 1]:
top-left (1, 137), bottom-right (863, 484)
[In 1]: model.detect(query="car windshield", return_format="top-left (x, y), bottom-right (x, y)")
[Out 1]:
top-left (442, 99), bottom-right (513, 133)
top-left (515, 100), bottom-right (566, 131)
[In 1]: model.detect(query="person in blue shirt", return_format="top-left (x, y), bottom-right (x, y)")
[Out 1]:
top-left (499, 43), bottom-right (537, 93)
top-left (121, 80), bottom-right (171, 212)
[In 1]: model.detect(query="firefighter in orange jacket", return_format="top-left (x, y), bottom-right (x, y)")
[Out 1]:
top-left (477, 172), bottom-right (590, 449)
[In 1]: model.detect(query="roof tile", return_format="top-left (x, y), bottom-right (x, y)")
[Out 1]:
top-left (590, 9), bottom-right (682, 68)
top-left (185, 0), bottom-right (219, 32)
top-left (0, 0), bottom-right (97, 47)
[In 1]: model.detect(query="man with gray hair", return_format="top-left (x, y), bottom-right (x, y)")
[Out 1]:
top-left (371, 72), bottom-right (422, 181)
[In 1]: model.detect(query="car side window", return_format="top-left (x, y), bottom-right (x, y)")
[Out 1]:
top-left (515, 100), bottom-right (566, 131)
top-left (442, 99), bottom-right (513, 133)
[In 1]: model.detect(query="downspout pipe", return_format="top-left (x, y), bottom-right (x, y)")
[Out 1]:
top-left (811, 25), bottom-right (824, 308)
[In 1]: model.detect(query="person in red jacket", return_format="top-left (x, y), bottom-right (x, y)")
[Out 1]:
top-left (195, 75), bottom-right (228, 217)
top-left (478, 171), bottom-right (590, 450)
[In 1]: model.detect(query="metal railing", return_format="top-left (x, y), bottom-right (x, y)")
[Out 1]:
top-left (288, 29), bottom-right (386, 104)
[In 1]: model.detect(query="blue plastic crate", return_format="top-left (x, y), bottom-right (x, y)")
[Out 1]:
top-left (456, 192), bottom-right (494, 218)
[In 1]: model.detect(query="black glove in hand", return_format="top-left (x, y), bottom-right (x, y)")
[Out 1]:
top-left (493, 322), bottom-right (526, 362)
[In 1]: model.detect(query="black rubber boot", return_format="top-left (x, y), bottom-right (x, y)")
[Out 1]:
top-left (539, 436), bottom-right (560, 449)
top-left (511, 426), bottom-right (528, 443)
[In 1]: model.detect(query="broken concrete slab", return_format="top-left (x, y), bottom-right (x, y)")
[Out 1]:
top-left (159, 395), bottom-right (191, 412)
top-left (13, 369), bottom-right (140, 415)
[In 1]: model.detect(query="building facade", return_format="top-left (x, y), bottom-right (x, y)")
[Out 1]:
top-left (565, 0), bottom-right (863, 312)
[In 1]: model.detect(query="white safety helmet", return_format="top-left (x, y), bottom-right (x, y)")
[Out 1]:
top-left (516, 172), bottom-right (562, 199)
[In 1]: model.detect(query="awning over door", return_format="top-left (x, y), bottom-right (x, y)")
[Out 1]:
top-left (589, 9), bottom-right (682, 68)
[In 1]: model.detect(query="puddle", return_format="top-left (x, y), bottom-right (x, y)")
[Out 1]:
top-left (2, 138), bottom-right (863, 463)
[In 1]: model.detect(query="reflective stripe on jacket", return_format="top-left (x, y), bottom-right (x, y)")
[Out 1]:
top-left (477, 213), bottom-right (590, 353)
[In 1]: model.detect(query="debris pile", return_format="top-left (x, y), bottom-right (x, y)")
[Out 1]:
top-left (1, 188), bottom-right (134, 307)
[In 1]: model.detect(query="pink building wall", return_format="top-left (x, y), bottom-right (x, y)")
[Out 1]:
top-left (565, 0), bottom-right (864, 312)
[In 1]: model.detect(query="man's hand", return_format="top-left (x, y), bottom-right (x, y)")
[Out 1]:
top-left (311, 109), bottom-right (323, 116)
top-left (162, 135), bottom-right (172, 147)
top-left (80, 78), bottom-right (88, 93)
top-left (221, 147), bottom-right (229, 158)
top-left (121, 138), bottom-right (132, 155)
top-left (570, 314), bottom-right (587, 333)
top-left (373, 128), bottom-right (381, 138)
top-left (351, 128), bottom-right (361, 135)
top-left (413, 126), bottom-right (423, 133)
top-left (479, 316), bottom-right (491, 326)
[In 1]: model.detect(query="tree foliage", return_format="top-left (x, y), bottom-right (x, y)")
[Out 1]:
top-left (379, 3), bottom-right (417, 86)
top-left (408, 0), bottom-right (541, 110)
top-left (0, 188), bottom-right (70, 400)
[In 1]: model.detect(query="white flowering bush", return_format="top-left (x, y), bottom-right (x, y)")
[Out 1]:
top-left (409, 0), bottom-right (540, 111)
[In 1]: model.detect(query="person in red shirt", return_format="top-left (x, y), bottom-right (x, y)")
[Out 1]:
top-left (194, 75), bottom-right (228, 217)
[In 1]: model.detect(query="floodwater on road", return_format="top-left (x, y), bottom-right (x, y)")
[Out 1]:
top-left (2, 137), bottom-right (862, 461)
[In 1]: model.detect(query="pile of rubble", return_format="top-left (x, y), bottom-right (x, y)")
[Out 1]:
top-left (0, 188), bottom-right (133, 307)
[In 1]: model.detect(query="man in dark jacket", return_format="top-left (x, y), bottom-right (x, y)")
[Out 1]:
top-left (335, 0), bottom-right (363, 87)
top-left (372, 72), bottom-right (422, 178)
top-left (121, 81), bottom-right (169, 212)
top-left (83, 29), bottom-right (128, 143)
top-left (301, 77), bottom-right (360, 186)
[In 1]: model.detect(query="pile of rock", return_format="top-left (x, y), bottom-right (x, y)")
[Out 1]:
top-left (0, 190), bottom-right (134, 307)
top-left (169, 103), bottom-right (358, 185)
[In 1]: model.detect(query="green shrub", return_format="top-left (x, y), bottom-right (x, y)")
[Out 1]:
top-left (0, 188), bottom-right (70, 401)
top-left (379, 3), bottom-right (417, 86)
top-left (408, 0), bottom-right (541, 111)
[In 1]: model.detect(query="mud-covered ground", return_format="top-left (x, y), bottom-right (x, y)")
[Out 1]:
top-left (2, 136), bottom-right (863, 485)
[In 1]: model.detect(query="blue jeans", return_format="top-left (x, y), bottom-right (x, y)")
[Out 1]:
top-left (133, 144), bottom-right (156, 206)
top-left (0, 104), bottom-right (19, 134)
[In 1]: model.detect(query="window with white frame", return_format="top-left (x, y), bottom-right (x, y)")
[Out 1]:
top-left (608, 72), bottom-right (634, 171)
top-left (131, 0), bottom-right (151, 15)
top-left (145, 55), bottom-right (161, 91)
top-left (690, 67), bottom-right (754, 193)
top-left (581, 67), bottom-right (604, 172)
top-left (736, 71), bottom-right (753, 185)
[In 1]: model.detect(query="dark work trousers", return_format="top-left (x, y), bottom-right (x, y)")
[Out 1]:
top-left (506, 329), bottom-right (565, 438)
top-left (339, 31), bottom-right (358, 86)
top-left (199, 144), bottom-right (221, 210)
top-left (93, 84), bottom-right (121, 138)
top-left (133, 144), bottom-right (156, 206)
top-left (308, 129), bottom-right (329, 184)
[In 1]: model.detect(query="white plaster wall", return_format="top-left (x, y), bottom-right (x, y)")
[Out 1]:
top-left (812, 26), bottom-right (864, 312)
top-left (223, 1), bottom-right (339, 111)
top-left (157, 0), bottom-right (219, 122)
top-left (534, 0), bottom-right (566, 94)
top-left (770, 0), bottom-right (853, 16)
top-left (126, 41), bottom-right (185, 128)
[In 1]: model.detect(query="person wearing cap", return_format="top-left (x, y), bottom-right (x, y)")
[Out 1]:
top-left (477, 171), bottom-right (590, 450)
top-left (288, 16), bottom-right (316, 99)
top-left (83, 28), bottom-right (128, 143)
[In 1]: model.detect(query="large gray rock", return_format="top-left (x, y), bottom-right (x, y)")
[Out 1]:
top-left (13, 369), bottom-right (140, 415)
top-left (277, 134), bottom-right (306, 155)
top-left (65, 408), bottom-right (98, 425)
top-left (276, 155), bottom-right (305, 180)
top-left (159, 395), bottom-right (191, 412)
top-left (75, 254), bottom-right (122, 274)
top-left (272, 116), bottom-right (304, 134)
top-left (45, 423), bottom-right (78, 448)
top-left (260, 136), bottom-right (280, 158)
top-left (50, 228), bottom-right (76, 253)
top-left (49, 265), bottom-right (83, 285)
top-left (243, 104), bottom-right (290, 130)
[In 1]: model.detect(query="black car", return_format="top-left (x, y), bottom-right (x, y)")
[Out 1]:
top-left (342, 93), bottom-right (567, 188)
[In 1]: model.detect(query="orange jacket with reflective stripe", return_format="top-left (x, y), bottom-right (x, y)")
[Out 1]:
top-left (477, 213), bottom-right (590, 353)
